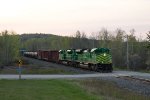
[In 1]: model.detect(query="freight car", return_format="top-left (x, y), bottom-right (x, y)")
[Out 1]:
top-left (24, 48), bottom-right (113, 72)
top-left (37, 50), bottom-right (59, 62)
top-left (24, 52), bottom-right (37, 58)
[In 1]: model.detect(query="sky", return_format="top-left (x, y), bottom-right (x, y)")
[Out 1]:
top-left (0, 0), bottom-right (150, 38)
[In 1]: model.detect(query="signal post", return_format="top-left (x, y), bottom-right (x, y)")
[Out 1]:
top-left (18, 60), bottom-right (22, 80)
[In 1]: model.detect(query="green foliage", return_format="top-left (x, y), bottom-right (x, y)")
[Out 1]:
top-left (147, 32), bottom-right (150, 49)
top-left (111, 28), bottom-right (126, 67)
top-left (0, 30), bottom-right (20, 66)
top-left (146, 33), bottom-right (150, 68)
top-left (129, 54), bottom-right (144, 70)
top-left (22, 34), bottom-right (71, 51)
top-left (98, 28), bottom-right (113, 48)
top-left (72, 31), bottom-right (89, 49)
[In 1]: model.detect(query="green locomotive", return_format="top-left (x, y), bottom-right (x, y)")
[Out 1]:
top-left (59, 48), bottom-right (113, 72)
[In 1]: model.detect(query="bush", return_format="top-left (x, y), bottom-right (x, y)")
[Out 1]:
top-left (129, 54), bottom-right (147, 70)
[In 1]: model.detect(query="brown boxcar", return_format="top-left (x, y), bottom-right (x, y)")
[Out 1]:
top-left (48, 50), bottom-right (59, 62)
top-left (38, 50), bottom-right (49, 60)
top-left (37, 50), bottom-right (59, 62)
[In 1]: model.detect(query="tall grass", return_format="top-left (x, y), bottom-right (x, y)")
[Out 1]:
top-left (74, 79), bottom-right (150, 100)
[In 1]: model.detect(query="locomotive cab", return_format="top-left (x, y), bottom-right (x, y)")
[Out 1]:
top-left (90, 48), bottom-right (113, 72)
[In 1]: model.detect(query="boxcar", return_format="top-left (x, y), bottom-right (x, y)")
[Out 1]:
top-left (38, 50), bottom-right (49, 60)
top-left (37, 50), bottom-right (59, 62)
top-left (48, 50), bottom-right (59, 62)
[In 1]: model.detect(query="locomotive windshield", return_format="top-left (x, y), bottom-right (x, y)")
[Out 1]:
top-left (91, 48), bottom-right (110, 54)
top-left (67, 49), bottom-right (73, 54)
top-left (76, 49), bottom-right (85, 54)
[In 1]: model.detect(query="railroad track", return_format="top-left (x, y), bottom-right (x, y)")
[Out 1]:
top-left (116, 75), bottom-right (150, 85)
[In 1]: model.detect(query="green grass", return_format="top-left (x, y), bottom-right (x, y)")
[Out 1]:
top-left (75, 79), bottom-right (150, 100)
top-left (0, 79), bottom-right (100, 100)
top-left (0, 79), bottom-right (149, 100)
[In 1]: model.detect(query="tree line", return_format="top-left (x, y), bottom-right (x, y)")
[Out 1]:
top-left (0, 29), bottom-right (150, 71)
top-left (0, 30), bottom-right (20, 67)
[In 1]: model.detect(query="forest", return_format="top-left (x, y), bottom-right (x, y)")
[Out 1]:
top-left (0, 29), bottom-right (150, 70)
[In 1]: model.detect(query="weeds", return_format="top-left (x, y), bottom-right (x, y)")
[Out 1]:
top-left (74, 79), bottom-right (150, 100)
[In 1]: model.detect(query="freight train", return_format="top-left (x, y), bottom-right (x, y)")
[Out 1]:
top-left (24, 48), bottom-right (113, 72)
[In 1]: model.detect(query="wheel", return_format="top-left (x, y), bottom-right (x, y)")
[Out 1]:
top-left (88, 64), bottom-right (92, 71)
top-left (91, 65), bottom-right (95, 71)
top-left (94, 65), bottom-right (98, 72)
top-left (76, 62), bottom-right (80, 68)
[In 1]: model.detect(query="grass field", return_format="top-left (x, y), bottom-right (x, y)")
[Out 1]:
top-left (0, 79), bottom-right (99, 100)
top-left (0, 79), bottom-right (149, 100)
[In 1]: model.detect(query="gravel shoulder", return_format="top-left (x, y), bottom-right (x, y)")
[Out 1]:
top-left (96, 76), bottom-right (150, 96)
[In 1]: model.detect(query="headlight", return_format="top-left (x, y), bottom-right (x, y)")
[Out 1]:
top-left (103, 53), bottom-right (106, 56)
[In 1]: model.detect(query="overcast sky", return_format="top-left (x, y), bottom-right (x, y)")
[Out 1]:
top-left (0, 0), bottom-right (150, 38)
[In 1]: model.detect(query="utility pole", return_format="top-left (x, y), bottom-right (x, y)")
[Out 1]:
top-left (126, 35), bottom-right (129, 70)
top-left (93, 39), bottom-right (95, 48)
